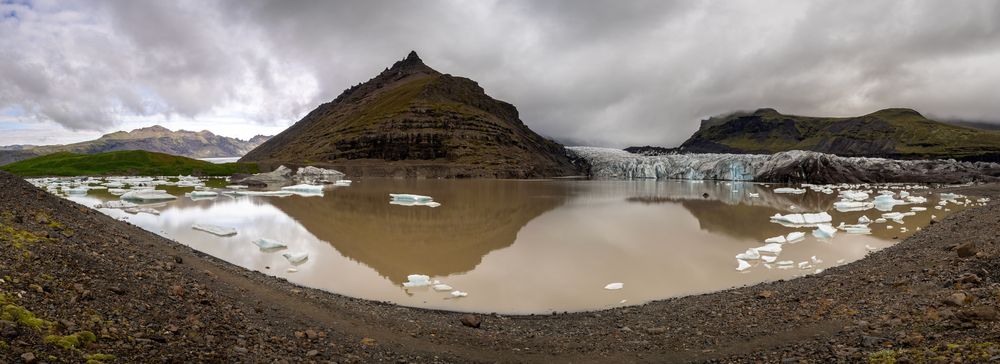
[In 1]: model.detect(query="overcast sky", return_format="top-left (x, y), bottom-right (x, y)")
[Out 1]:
top-left (2, 0), bottom-right (999, 147)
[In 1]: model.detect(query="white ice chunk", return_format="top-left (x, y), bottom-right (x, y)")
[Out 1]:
top-left (432, 284), bottom-right (453, 292)
top-left (120, 189), bottom-right (176, 201)
top-left (785, 231), bottom-right (806, 243)
top-left (281, 184), bottom-right (325, 192)
top-left (736, 248), bottom-right (761, 260)
top-left (747, 192), bottom-right (760, 198)
top-left (94, 200), bottom-right (138, 209)
top-left (911, 207), bottom-right (927, 212)
top-left (450, 291), bottom-right (468, 298)
top-left (282, 252), bottom-right (309, 264)
top-left (189, 191), bottom-right (218, 197)
top-left (389, 193), bottom-right (434, 202)
top-left (812, 224), bottom-right (837, 239)
top-left (761, 255), bottom-right (777, 263)
top-left (770, 212), bottom-right (832, 226)
top-left (333, 180), bottom-right (352, 187)
top-left (192, 224), bottom-right (237, 237)
top-left (833, 200), bottom-right (874, 212)
top-left (604, 282), bottom-right (624, 290)
top-left (755, 243), bottom-right (783, 254)
top-left (858, 215), bottom-right (871, 224)
top-left (764, 235), bottom-right (787, 244)
top-left (403, 274), bottom-right (431, 288)
top-left (251, 238), bottom-right (287, 250)
top-left (235, 190), bottom-right (295, 197)
top-left (123, 207), bottom-right (160, 215)
top-left (736, 259), bottom-right (751, 271)
top-left (773, 187), bottom-right (806, 194)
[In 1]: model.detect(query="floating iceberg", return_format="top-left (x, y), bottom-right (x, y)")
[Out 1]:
top-left (604, 282), bottom-right (624, 290)
top-left (235, 190), bottom-right (294, 197)
top-left (403, 274), bottom-right (431, 288)
top-left (839, 191), bottom-right (870, 201)
top-left (108, 188), bottom-right (128, 196)
top-left (755, 243), bottom-right (783, 254)
top-left (764, 235), bottom-right (786, 244)
top-left (124, 207), bottom-right (160, 215)
top-left (747, 192), bottom-right (760, 198)
top-left (450, 291), bottom-right (468, 298)
top-left (773, 187), bottom-right (806, 194)
top-left (251, 238), bottom-right (287, 250)
top-left (189, 191), bottom-right (218, 198)
top-left (333, 180), bottom-right (352, 187)
top-left (911, 207), bottom-right (927, 212)
top-left (94, 200), bottom-right (138, 209)
top-left (785, 231), bottom-right (806, 242)
top-left (837, 223), bottom-right (871, 234)
top-left (192, 224), bottom-right (237, 237)
top-left (389, 194), bottom-right (434, 202)
top-left (858, 215), bottom-right (871, 224)
top-left (770, 212), bottom-right (832, 226)
top-left (282, 252), bottom-right (309, 264)
top-left (833, 200), bottom-right (874, 212)
top-left (736, 248), bottom-right (760, 260)
top-left (281, 184), bottom-right (325, 192)
top-left (432, 284), bottom-right (453, 292)
top-left (761, 255), bottom-right (777, 263)
top-left (736, 259), bottom-right (751, 271)
top-left (812, 224), bottom-right (837, 239)
top-left (389, 200), bottom-right (442, 208)
top-left (120, 189), bottom-right (176, 201)
top-left (64, 187), bottom-right (89, 195)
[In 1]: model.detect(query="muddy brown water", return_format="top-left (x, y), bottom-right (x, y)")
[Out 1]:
top-left (64, 179), bottom-right (968, 314)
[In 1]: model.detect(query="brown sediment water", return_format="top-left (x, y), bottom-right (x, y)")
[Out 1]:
top-left (65, 179), bottom-right (969, 314)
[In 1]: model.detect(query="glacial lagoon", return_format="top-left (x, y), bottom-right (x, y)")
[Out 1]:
top-left (36, 178), bottom-right (982, 314)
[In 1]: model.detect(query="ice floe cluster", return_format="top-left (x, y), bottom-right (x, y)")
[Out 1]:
top-left (389, 194), bottom-right (441, 208)
top-left (733, 182), bottom-right (989, 274)
top-left (401, 274), bottom-right (468, 298)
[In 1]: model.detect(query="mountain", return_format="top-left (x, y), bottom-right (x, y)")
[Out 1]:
top-left (240, 51), bottom-right (579, 178)
top-left (0, 126), bottom-right (271, 166)
top-left (677, 108), bottom-right (1000, 162)
top-left (0, 150), bottom-right (257, 177)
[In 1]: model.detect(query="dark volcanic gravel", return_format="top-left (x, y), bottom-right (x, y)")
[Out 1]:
top-left (1, 172), bottom-right (999, 363)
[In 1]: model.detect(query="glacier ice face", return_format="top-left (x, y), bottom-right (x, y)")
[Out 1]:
top-left (567, 147), bottom-right (998, 183)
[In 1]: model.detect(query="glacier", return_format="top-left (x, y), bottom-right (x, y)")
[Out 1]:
top-left (567, 147), bottom-right (998, 183)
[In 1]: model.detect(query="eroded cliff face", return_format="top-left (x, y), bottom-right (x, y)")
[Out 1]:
top-left (568, 147), bottom-right (1000, 183)
top-left (240, 52), bottom-right (580, 178)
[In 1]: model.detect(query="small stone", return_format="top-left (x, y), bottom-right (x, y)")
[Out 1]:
top-left (109, 286), bottom-right (126, 295)
top-left (702, 193), bottom-right (709, 199)
top-left (955, 242), bottom-right (977, 258)
top-left (170, 285), bottom-right (185, 297)
top-left (305, 329), bottom-right (318, 339)
top-left (20, 352), bottom-right (37, 363)
top-left (958, 273), bottom-right (981, 284)
top-left (460, 314), bottom-right (481, 328)
top-left (72, 283), bottom-right (85, 294)
top-left (306, 350), bottom-right (319, 357)
top-left (233, 346), bottom-right (248, 354)
top-left (645, 326), bottom-right (667, 335)
top-left (173, 256), bottom-right (183, 264)
top-left (360, 337), bottom-right (377, 346)
top-left (294, 331), bottom-right (305, 338)
top-left (958, 306), bottom-right (998, 321)
top-left (757, 290), bottom-right (774, 299)
top-left (944, 292), bottom-right (969, 306)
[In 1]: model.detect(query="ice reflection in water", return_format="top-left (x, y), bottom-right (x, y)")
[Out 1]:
top-left (66, 179), bottom-right (967, 314)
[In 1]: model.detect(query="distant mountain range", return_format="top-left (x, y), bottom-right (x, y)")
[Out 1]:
top-left (0, 126), bottom-right (270, 166)
top-left (664, 108), bottom-right (1000, 162)
top-left (241, 51), bottom-right (579, 178)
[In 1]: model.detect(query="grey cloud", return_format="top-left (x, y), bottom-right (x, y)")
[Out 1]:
top-left (2, 0), bottom-right (1000, 147)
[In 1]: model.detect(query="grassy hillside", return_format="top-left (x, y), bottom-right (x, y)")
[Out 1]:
top-left (0, 150), bottom-right (257, 177)
top-left (679, 108), bottom-right (1000, 161)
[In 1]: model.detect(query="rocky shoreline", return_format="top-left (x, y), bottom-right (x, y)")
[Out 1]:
top-left (2, 171), bottom-right (999, 363)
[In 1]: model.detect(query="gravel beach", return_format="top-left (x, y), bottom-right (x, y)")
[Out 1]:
top-left (1, 172), bottom-right (998, 363)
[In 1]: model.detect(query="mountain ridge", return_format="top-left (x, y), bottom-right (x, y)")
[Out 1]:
top-left (0, 126), bottom-right (271, 166)
top-left (668, 108), bottom-right (1000, 162)
top-left (241, 51), bottom-right (580, 178)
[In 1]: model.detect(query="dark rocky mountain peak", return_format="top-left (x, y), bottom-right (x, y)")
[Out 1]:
top-left (241, 52), bottom-right (580, 178)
